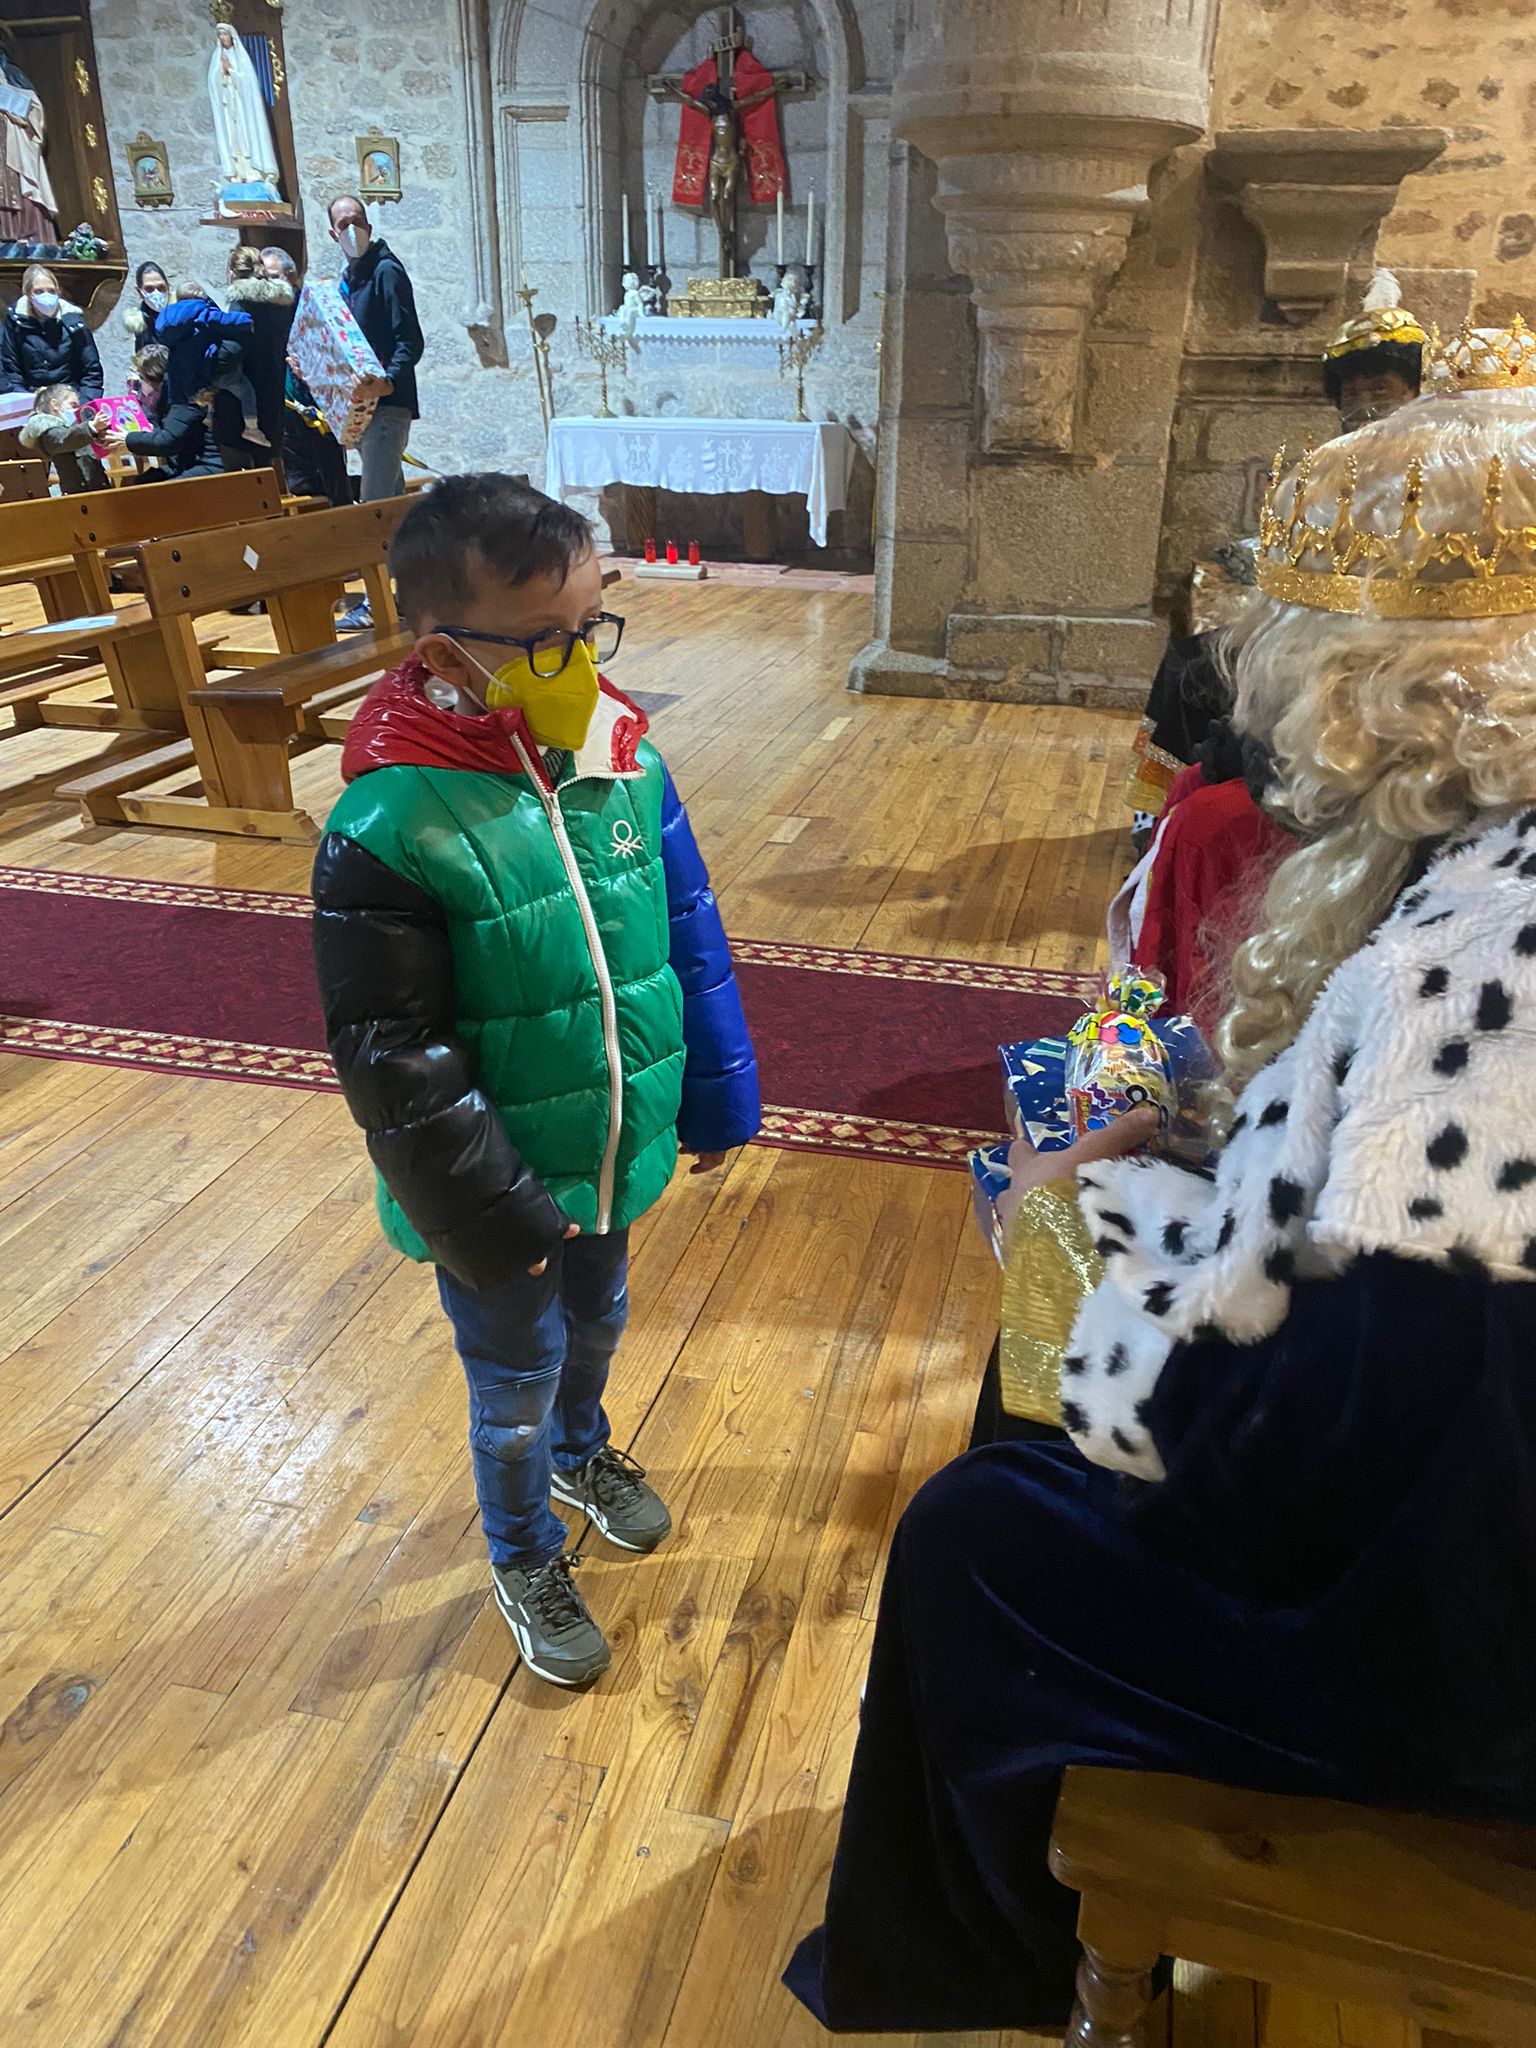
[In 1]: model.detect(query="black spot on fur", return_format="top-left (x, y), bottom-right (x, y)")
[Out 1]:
top-left (1417, 911), bottom-right (1454, 929)
top-left (1427, 1123), bottom-right (1469, 1170)
top-left (1268, 1175), bottom-right (1305, 1225)
top-left (1161, 1219), bottom-right (1188, 1256)
top-left (1523, 852), bottom-right (1536, 880)
top-left (1495, 846), bottom-right (1522, 870)
top-left (1095, 1236), bottom-right (1128, 1259)
top-left (1434, 1040), bottom-right (1470, 1077)
top-left (1502, 1159), bottom-right (1536, 1192)
top-left (1419, 966), bottom-right (1449, 998)
top-left (1110, 1427), bottom-right (1139, 1456)
top-left (1134, 1398), bottom-right (1154, 1428)
top-left (1518, 924), bottom-right (1536, 958)
top-left (1097, 1209), bottom-right (1135, 1237)
top-left (1332, 1047), bottom-right (1355, 1086)
top-left (1060, 1399), bottom-right (1087, 1434)
top-left (1264, 1245), bottom-right (1297, 1285)
top-left (1105, 1344), bottom-right (1130, 1378)
top-left (1477, 980), bottom-right (1514, 1032)
top-left (1228, 1113), bottom-right (1248, 1139)
top-left (1399, 888), bottom-right (1428, 913)
top-left (1216, 1209), bottom-right (1236, 1251)
top-left (1520, 808), bottom-right (1536, 836)
top-left (1062, 1353), bottom-right (1087, 1376)
top-left (1143, 1280), bottom-right (1175, 1318)
top-left (1446, 1244), bottom-right (1487, 1279)
top-left (1258, 1099), bottom-right (1289, 1128)
top-left (1408, 1195), bottom-right (1444, 1221)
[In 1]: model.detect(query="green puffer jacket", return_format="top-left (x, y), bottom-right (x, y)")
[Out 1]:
top-left (319, 687), bottom-right (685, 1252)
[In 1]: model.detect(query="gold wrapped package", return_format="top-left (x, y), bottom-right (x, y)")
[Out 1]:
top-left (998, 1180), bottom-right (1104, 1425)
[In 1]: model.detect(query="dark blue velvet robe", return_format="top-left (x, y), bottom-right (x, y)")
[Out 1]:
top-left (785, 1254), bottom-right (1536, 2032)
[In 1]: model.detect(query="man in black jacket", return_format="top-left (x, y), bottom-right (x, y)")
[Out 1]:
top-left (330, 194), bottom-right (424, 626)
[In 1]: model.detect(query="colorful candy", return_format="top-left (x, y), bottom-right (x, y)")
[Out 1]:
top-left (1064, 970), bottom-right (1177, 1139)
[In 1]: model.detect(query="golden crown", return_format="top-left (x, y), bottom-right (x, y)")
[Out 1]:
top-left (1427, 313), bottom-right (1536, 391)
top-left (1256, 313), bottom-right (1536, 618)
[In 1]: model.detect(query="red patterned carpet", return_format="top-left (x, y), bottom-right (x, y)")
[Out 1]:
top-left (0, 866), bottom-right (1090, 1168)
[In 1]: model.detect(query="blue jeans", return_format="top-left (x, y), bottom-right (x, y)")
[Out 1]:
top-left (437, 1230), bottom-right (629, 1569)
top-left (357, 402), bottom-right (412, 500)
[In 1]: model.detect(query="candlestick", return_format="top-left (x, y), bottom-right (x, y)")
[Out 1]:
top-left (806, 184), bottom-right (815, 263)
top-left (622, 193), bottom-right (631, 267)
top-left (573, 315), bottom-right (629, 419)
top-left (646, 183), bottom-right (657, 265)
top-left (655, 188), bottom-right (665, 273)
top-left (517, 271), bottom-right (552, 435)
top-left (776, 184), bottom-right (784, 263)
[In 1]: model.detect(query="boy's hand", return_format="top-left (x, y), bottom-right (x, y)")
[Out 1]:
top-left (688, 1151), bottom-right (728, 1175)
top-left (529, 1221), bottom-right (580, 1276)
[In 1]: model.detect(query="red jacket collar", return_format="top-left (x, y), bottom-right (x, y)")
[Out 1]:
top-left (340, 655), bottom-right (649, 789)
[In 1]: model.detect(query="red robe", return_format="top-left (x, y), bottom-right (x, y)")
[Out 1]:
top-left (671, 51), bottom-right (785, 209)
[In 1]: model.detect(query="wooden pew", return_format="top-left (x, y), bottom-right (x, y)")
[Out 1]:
top-left (0, 457), bottom-right (51, 503)
top-left (61, 494), bottom-right (415, 841)
top-left (0, 469), bottom-right (287, 736)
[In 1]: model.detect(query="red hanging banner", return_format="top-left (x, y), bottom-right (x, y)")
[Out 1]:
top-left (671, 56), bottom-right (716, 207)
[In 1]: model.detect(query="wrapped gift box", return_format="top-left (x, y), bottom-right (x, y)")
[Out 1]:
top-left (0, 388), bottom-right (35, 432)
top-left (968, 1140), bottom-right (1013, 1265)
top-left (1001, 1017), bottom-right (1218, 1160)
top-left (289, 281), bottom-right (384, 449)
top-left (82, 394), bottom-right (150, 460)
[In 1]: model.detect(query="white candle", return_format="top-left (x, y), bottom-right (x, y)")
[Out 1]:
top-left (655, 188), bottom-right (665, 272)
top-left (806, 184), bottom-right (816, 262)
top-left (646, 183), bottom-right (657, 264)
top-left (776, 183), bottom-right (784, 263)
top-left (622, 193), bottom-right (631, 266)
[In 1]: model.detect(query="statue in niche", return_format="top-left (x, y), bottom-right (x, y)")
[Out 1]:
top-left (208, 22), bottom-right (282, 207)
top-left (772, 265), bottom-right (805, 329)
top-left (0, 45), bottom-right (57, 247)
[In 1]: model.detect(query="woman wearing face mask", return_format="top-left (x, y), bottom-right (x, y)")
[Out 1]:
top-left (123, 261), bottom-right (171, 347)
top-left (0, 265), bottom-right (104, 403)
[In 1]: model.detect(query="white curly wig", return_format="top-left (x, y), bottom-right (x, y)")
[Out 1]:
top-left (1219, 384), bottom-right (1536, 1087)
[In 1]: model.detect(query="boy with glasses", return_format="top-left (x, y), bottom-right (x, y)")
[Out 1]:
top-left (311, 474), bottom-right (760, 1688)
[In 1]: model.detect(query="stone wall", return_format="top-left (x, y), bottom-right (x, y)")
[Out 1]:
top-left (88, 0), bottom-right (888, 555)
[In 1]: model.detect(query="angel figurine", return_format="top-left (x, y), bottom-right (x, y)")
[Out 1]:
top-left (773, 265), bottom-right (806, 331)
top-left (612, 268), bottom-right (645, 335)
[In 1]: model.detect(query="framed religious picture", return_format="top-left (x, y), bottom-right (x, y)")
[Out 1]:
top-left (355, 132), bottom-right (401, 203)
top-left (127, 131), bottom-right (173, 208)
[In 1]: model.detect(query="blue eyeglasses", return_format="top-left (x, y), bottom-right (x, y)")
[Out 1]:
top-left (438, 610), bottom-right (625, 678)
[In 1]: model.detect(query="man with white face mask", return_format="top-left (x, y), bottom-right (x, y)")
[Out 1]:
top-left (329, 192), bottom-right (424, 624)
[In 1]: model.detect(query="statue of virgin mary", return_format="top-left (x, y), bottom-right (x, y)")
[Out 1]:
top-left (208, 23), bottom-right (281, 206)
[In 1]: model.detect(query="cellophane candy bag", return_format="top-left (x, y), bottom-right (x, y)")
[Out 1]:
top-left (1064, 970), bottom-right (1177, 1140)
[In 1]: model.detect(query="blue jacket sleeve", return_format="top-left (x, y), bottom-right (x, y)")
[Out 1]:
top-left (660, 768), bottom-right (761, 1154)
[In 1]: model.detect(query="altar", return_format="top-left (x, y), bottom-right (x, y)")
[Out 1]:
top-left (544, 415), bottom-right (855, 552)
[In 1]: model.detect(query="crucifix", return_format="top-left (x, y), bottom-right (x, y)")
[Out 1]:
top-left (648, 7), bottom-right (810, 281)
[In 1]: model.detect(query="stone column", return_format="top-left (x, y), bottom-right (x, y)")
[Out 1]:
top-left (853, 0), bottom-right (1220, 705)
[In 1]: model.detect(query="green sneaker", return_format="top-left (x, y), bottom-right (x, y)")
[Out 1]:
top-left (491, 1552), bottom-right (611, 1689)
top-left (551, 1446), bottom-right (673, 1554)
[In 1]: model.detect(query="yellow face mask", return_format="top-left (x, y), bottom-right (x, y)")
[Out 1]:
top-left (467, 639), bottom-right (602, 753)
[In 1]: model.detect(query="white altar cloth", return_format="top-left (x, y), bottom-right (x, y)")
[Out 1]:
top-left (544, 416), bottom-right (854, 549)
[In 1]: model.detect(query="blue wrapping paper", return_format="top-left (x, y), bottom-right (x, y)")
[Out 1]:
top-left (1001, 1017), bottom-right (1218, 1158)
top-left (968, 1140), bottom-right (1013, 1265)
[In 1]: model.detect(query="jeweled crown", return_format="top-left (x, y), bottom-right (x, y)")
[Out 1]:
top-left (1256, 314), bottom-right (1536, 618)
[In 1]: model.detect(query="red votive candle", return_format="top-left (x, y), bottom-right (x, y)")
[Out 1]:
top-left (643, 537), bottom-right (657, 563)
top-left (688, 540), bottom-right (701, 566)
top-left (665, 540), bottom-right (679, 565)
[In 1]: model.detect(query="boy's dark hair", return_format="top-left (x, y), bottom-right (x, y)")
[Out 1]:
top-left (390, 473), bottom-right (594, 629)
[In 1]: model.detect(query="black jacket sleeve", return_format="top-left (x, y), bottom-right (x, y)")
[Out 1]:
top-left (0, 318), bottom-right (22, 394)
top-left (71, 319), bottom-right (104, 402)
top-left (379, 260), bottom-right (424, 384)
top-left (311, 831), bottom-right (568, 1287)
top-left (125, 400), bottom-right (204, 459)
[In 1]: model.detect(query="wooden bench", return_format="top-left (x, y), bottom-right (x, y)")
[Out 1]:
top-left (1048, 1769), bottom-right (1536, 2046)
top-left (0, 457), bottom-right (51, 503)
top-left (0, 469), bottom-right (288, 736)
top-left (61, 494), bottom-right (415, 841)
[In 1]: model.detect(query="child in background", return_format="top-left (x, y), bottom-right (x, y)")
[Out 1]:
top-left (19, 384), bottom-right (106, 492)
top-left (312, 475), bottom-right (760, 1690)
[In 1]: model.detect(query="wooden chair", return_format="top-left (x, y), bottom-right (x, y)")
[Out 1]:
top-left (1048, 1769), bottom-right (1536, 2046)
top-left (60, 494), bottom-right (415, 842)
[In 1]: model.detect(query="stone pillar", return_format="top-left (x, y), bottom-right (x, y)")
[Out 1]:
top-left (853, 0), bottom-right (1220, 706)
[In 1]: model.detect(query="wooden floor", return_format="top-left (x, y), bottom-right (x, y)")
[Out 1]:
top-left (0, 581), bottom-right (1414, 2047)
